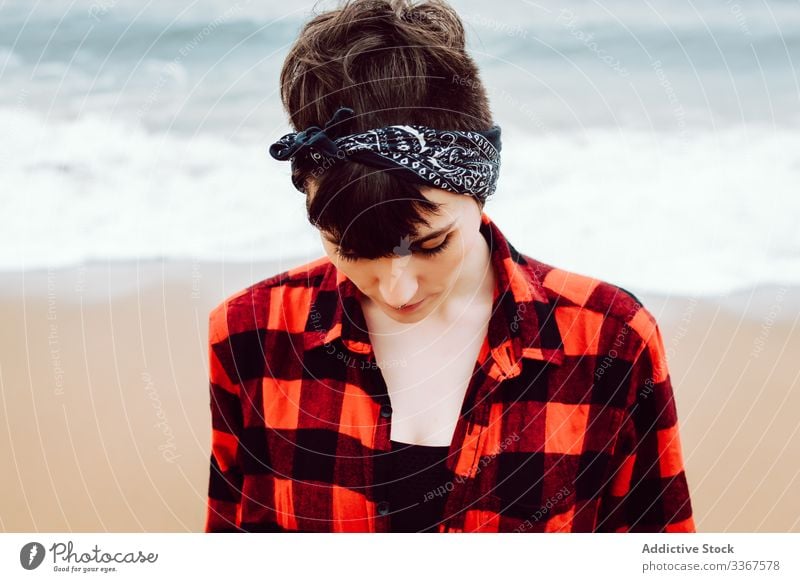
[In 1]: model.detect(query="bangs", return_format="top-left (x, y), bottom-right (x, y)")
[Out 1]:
top-left (305, 161), bottom-right (445, 259)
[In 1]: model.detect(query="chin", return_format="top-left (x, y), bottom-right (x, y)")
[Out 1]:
top-left (386, 310), bottom-right (426, 322)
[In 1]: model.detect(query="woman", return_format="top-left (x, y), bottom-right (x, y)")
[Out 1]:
top-left (205, 0), bottom-right (695, 533)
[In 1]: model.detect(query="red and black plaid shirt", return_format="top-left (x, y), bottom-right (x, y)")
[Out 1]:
top-left (205, 212), bottom-right (695, 532)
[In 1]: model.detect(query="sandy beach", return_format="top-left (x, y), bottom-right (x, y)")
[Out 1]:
top-left (0, 259), bottom-right (797, 532)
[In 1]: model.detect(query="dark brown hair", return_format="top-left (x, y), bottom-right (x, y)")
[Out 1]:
top-left (279, 0), bottom-right (494, 259)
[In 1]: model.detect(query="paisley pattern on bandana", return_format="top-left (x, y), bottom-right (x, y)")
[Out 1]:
top-left (268, 107), bottom-right (502, 201)
top-left (336, 124), bottom-right (500, 198)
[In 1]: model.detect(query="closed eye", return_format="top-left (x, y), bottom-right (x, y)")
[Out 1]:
top-left (413, 233), bottom-right (452, 257)
top-left (334, 233), bottom-right (453, 262)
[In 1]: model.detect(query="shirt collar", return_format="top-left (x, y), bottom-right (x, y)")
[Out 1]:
top-left (304, 211), bottom-right (565, 379)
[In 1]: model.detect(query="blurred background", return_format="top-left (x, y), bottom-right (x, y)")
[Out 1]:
top-left (1, 0), bottom-right (798, 532)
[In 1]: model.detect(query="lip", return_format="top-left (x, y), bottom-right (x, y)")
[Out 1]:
top-left (392, 297), bottom-right (426, 313)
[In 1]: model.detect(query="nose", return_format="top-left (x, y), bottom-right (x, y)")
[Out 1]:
top-left (378, 259), bottom-right (419, 308)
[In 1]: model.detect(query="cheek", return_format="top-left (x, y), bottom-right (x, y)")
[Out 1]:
top-left (460, 228), bottom-right (481, 254)
top-left (324, 253), bottom-right (370, 285)
top-left (430, 235), bottom-right (469, 279)
top-left (322, 244), bottom-right (355, 277)
top-left (453, 226), bottom-right (482, 262)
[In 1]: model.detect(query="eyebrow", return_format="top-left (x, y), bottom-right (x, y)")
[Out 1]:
top-left (324, 220), bottom-right (456, 246)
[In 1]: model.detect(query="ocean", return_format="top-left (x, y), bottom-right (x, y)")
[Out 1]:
top-left (1, 0), bottom-right (798, 294)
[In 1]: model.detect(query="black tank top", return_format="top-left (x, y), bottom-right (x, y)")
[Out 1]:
top-left (387, 439), bottom-right (452, 532)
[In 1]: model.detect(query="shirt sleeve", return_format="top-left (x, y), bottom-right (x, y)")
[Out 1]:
top-left (204, 301), bottom-right (245, 532)
top-left (598, 312), bottom-right (696, 532)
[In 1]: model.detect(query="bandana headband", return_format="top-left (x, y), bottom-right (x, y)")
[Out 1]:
top-left (268, 106), bottom-right (502, 201)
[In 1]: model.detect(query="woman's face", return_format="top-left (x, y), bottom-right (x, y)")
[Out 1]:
top-left (312, 185), bottom-right (486, 322)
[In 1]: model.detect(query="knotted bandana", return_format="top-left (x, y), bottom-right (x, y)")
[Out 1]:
top-left (268, 106), bottom-right (502, 201)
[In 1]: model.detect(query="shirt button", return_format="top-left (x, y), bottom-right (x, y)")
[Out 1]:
top-left (377, 501), bottom-right (390, 516)
top-left (380, 404), bottom-right (392, 418)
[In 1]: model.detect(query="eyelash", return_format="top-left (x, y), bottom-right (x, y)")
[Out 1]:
top-left (335, 234), bottom-right (452, 263)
